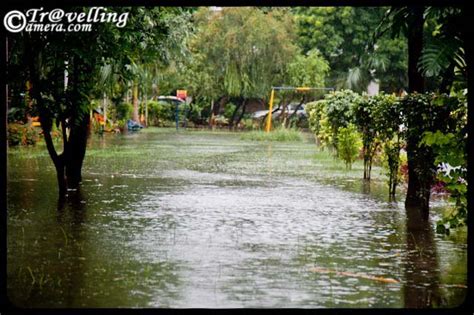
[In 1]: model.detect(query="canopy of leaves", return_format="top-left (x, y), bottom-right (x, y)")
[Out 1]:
top-left (189, 7), bottom-right (298, 99)
top-left (294, 7), bottom-right (408, 93)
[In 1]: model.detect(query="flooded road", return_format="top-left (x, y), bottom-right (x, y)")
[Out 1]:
top-left (7, 128), bottom-right (467, 307)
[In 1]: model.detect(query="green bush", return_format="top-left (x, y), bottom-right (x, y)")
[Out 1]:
top-left (306, 100), bottom-right (332, 150)
top-left (306, 100), bottom-right (326, 136)
top-left (240, 127), bottom-right (303, 142)
top-left (8, 123), bottom-right (39, 146)
top-left (147, 101), bottom-right (175, 126)
top-left (337, 123), bottom-right (362, 169)
top-left (187, 101), bottom-right (211, 126)
top-left (116, 102), bottom-right (133, 120)
top-left (223, 103), bottom-right (237, 120)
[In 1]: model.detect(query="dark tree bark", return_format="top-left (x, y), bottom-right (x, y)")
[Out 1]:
top-left (65, 114), bottom-right (90, 188)
top-left (286, 96), bottom-right (305, 128)
top-left (407, 7), bottom-right (425, 94)
top-left (405, 6), bottom-right (427, 212)
top-left (235, 99), bottom-right (247, 128)
top-left (26, 36), bottom-right (90, 197)
top-left (228, 97), bottom-right (243, 130)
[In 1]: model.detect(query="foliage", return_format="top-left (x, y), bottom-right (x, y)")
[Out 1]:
top-left (421, 92), bottom-right (467, 234)
top-left (306, 100), bottom-right (331, 150)
top-left (7, 123), bottom-right (40, 146)
top-left (146, 101), bottom-right (175, 126)
top-left (382, 139), bottom-right (403, 195)
top-left (337, 124), bottom-right (362, 169)
top-left (353, 94), bottom-right (380, 179)
top-left (324, 89), bottom-right (361, 152)
top-left (399, 91), bottom-right (464, 212)
top-left (375, 7), bottom-right (467, 93)
top-left (240, 127), bottom-right (303, 142)
top-left (294, 7), bottom-right (408, 92)
top-left (223, 103), bottom-right (237, 121)
top-left (187, 101), bottom-right (211, 126)
top-left (287, 49), bottom-right (330, 88)
top-left (418, 8), bottom-right (466, 90)
top-left (372, 93), bottom-right (403, 194)
top-left (189, 7), bottom-right (298, 100)
top-left (115, 102), bottom-right (133, 121)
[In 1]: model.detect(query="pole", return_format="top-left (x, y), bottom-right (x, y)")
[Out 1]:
top-left (103, 92), bottom-right (107, 126)
top-left (175, 102), bottom-right (179, 131)
top-left (265, 88), bottom-right (275, 133)
top-left (144, 93), bottom-right (148, 127)
top-left (184, 99), bottom-right (188, 130)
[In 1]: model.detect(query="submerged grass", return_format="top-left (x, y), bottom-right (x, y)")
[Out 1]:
top-left (240, 128), bottom-right (303, 142)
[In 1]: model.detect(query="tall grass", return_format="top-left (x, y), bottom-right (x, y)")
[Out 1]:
top-left (240, 127), bottom-right (303, 142)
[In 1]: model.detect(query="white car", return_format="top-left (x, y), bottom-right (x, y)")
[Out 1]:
top-left (251, 104), bottom-right (306, 119)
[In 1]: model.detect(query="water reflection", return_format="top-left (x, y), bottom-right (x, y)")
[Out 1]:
top-left (404, 206), bottom-right (442, 308)
top-left (7, 129), bottom-right (467, 307)
top-left (56, 189), bottom-right (88, 307)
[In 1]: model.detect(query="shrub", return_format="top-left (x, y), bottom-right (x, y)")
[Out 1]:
top-left (306, 100), bottom-right (332, 150)
top-left (147, 101), bottom-right (175, 126)
top-left (7, 123), bottom-right (39, 146)
top-left (381, 138), bottom-right (403, 195)
top-left (187, 101), bottom-right (211, 126)
top-left (223, 103), bottom-right (237, 120)
top-left (306, 100), bottom-right (327, 136)
top-left (337, 123), bottom-right (362, 169)
top-left (115, 102), bottom-right (133, 120)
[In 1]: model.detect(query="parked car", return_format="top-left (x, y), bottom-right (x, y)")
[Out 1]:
top-left (288, 103), bottom-right (307, 117)
top-left (251, 103), bottom-right (306, 119)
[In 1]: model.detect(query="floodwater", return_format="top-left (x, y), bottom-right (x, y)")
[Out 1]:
top-left (7, 128), bottom-right (467, 308)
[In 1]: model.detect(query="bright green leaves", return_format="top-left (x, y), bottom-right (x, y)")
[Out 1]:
top-left (190, 7), bottom-right (298, 100)
top-left (337, 124), bottom-right (362, 170)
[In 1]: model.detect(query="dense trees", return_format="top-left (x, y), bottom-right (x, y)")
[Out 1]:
top-left (188, 7), bottom-right (300, 128)
top-left (7, 7), bottom-right (192, 196)
top-left (294, 7), bottom-right (408, 93)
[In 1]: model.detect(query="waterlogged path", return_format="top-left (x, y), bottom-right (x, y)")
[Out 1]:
top-left (7, 128), bottom-right (467, 307)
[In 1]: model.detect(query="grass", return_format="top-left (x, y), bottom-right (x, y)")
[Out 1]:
top-left (240, 127), bottom-right (303, 142)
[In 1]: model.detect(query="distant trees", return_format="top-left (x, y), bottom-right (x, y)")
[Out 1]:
top-left (188, 7), bottom-right (300, 129)
top-left (294, 7), bottom-right (408, 93)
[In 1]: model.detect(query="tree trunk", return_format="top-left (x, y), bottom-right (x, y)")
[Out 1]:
top-left (65, 112), bottom-right (90, 188)
top-left (228, 98), bottom-right (242, 130)
top-left (235, 99), bottom-right (247, 128)
top-left (144, 93), bottom-right (148, 127)
top-left (55, 156), bottom-right (67, 196)
top-left (209, 99), bottom-right (214, 129)
top-left (286, 97), bottom-right (305, 128)
top-left (132, 82), bottom-right (139, 122)
top-left (407, 7), bottom-right (425, 94)
top-left (405, 6), bottom-right (427, 212)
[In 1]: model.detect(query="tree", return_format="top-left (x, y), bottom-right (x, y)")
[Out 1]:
top-left (189, 7), bottom-right (298, 128)
top-left (337, 124), bottom-right (362, 170)
top-left (7, 7), bottom-right (190, 197)
top-left (374, 6), bottom-right (469, 213)
top-left (294, 7), bottom-right (408, 93)
top-left (353, 95), bottom-right (380, 180)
